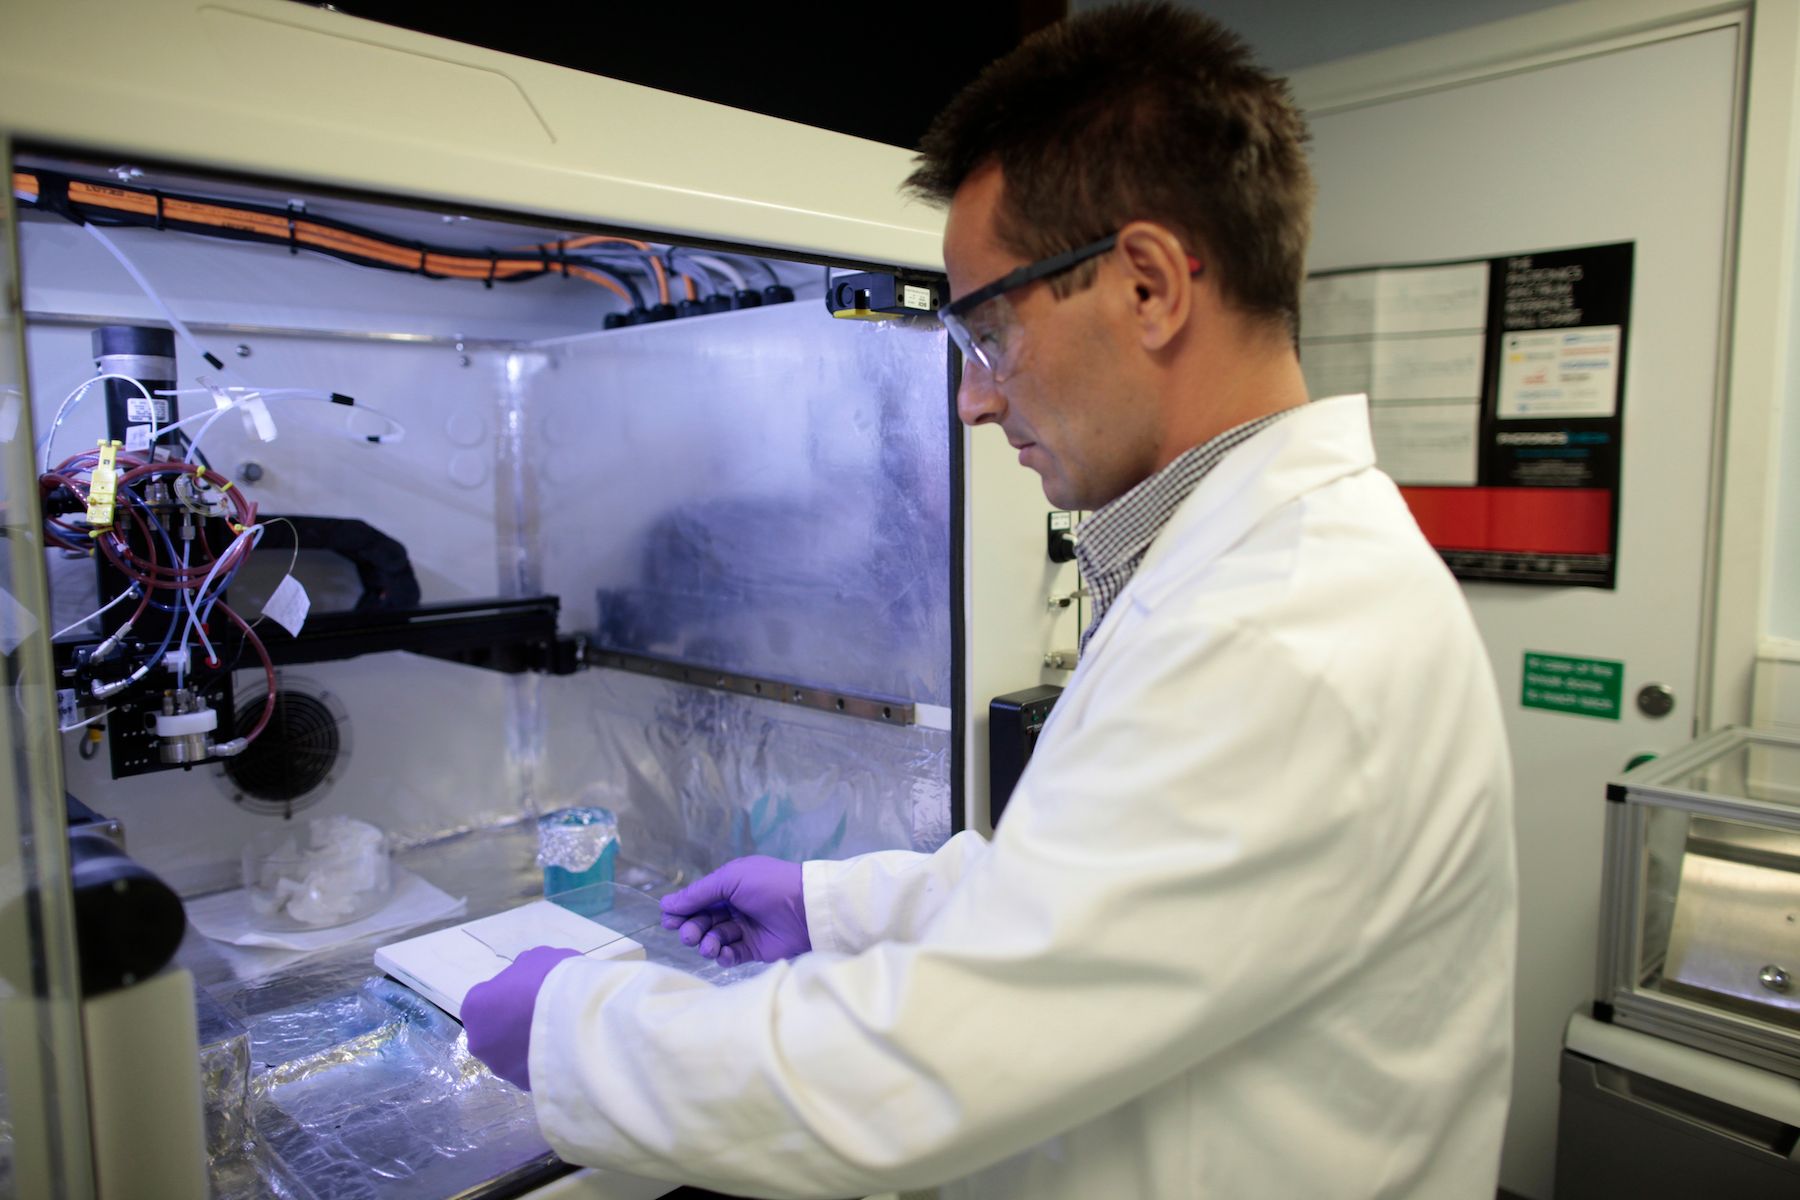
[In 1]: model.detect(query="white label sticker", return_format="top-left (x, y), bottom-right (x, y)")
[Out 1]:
top-left (902, 284), bottom-right (933, 310)
top-left (126, 396), bottom-right (170, 423)
top-left (124, 424), bottom-right (152, 452)
top-left (914, 703), bottom-right (953, 731)
top-left (262, 574), bottom-right (311, 638)
top-left (239, 396), bottom-right (278, 443)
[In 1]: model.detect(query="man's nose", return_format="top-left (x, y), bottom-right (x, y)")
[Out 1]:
top-left (956, 363), bottom-right (1006, 428)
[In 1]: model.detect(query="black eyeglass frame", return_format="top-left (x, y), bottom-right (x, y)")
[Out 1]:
top-left (941, 233), bottom-right (1121, 324)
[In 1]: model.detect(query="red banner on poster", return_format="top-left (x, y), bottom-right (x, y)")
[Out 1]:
top-left (1399, 487), bottom-right (1611, 556)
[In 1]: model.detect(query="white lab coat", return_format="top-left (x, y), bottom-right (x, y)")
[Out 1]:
top-left (531, 393), bottom-right (1517, 1199)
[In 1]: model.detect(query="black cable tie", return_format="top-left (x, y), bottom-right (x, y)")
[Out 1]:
top-left (153, 190), bottom-right (165, 231)
top-left (484, 251), bottom-right (497, 289)
top-left (557, 240), bottom-right (569, 278)
top-left (286, 203), bottom-right (301, 256)
top-left (416, 242), bottom-right (431, 278)
top-left (33, 171), bottom-right (83, 226)
top-left (329, 393), bottom-right (355, 407)
top-left (203, 352), bottom-right (225, 370)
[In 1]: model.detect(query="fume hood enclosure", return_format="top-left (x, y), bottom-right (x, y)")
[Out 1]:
top-left (11, 143), bottom-right (959, 1196)
top-left (22, 146), bottom-right (959, 874)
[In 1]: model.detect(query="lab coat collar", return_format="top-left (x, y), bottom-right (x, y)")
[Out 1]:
top-left (1075, 393), bottom-right (1376, 670)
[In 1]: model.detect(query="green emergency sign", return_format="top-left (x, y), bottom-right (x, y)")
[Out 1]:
top-left (1521, 652), bottom-right (1623, 720)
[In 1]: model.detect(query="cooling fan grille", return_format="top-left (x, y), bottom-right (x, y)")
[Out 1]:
top-left (221, 677), bottom-right (350, 817)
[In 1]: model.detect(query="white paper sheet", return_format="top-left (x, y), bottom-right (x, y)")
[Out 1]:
top-left (1369, 402), bottom-right (1482, 486)
top-left (1302, 263), bottom-right (1491, 486)
top-left (186, 867), bottom-right (465, 951)
top-left (374, 900), bottom-right (646, 1019)
top-left (1371, 332), bottom-right (1485, 401)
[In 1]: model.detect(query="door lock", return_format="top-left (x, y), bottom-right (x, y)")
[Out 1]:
top-left (1636, 683), bottom-right (1675, 719)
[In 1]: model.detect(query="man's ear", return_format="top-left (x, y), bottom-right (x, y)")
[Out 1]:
top-left (1115, 221), bottom-right (1193, 352)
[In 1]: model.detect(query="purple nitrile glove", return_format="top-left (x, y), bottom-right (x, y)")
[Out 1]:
top-left (659, 855), bottom-right (809, 968)
top-left (463, 944), bottom-right (580, 1091)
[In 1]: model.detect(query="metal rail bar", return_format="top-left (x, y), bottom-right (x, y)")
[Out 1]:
top-left (584, 646), bottom-right (916, 727)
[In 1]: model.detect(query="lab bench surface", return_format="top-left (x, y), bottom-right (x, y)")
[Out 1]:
top-left (180, 821), bottom-right (756, 1200)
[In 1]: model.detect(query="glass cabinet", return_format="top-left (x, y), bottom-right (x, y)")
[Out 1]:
top-left (1597, 726), bottom-right (1800, 1077)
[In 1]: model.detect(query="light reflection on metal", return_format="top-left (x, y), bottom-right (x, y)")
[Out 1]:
top-left (26, 308), bottom-right (518, 349)
top-left (1662, 824), bottom-right (1800, 1025)
top-left (584, 646), bottom-right (916, 726)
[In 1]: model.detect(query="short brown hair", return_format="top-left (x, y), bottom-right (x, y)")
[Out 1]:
top-left (906, 2), bottom-right (1314, 335)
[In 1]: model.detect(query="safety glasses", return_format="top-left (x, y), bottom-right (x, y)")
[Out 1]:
top-left (941, 233), bottom-right (1119, 376)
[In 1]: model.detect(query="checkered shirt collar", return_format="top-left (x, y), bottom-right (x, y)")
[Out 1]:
top-left (1076, 409), bottom-right (1294, 651)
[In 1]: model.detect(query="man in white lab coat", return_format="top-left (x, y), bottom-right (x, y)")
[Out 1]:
top-left (465, 4), bottom-right (1518, 1197)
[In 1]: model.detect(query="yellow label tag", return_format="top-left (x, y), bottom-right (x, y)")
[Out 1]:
top-left (86, 440), bottom-right (121, 529)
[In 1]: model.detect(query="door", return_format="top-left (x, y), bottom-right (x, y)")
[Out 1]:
top-left (0, 138), bottom-right (97, 1196)
top-left (1300, 23), bottom-right (1740, 1199)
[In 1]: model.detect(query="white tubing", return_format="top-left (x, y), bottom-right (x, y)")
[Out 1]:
top-left (51, 584), bottom-right (139, 641)
top-left (59, 706), bottom-right (116, 734)
top-left (688, 253), bottom-right (746, 291)
top-left (155, 387), bottom-right (406, 459)
top-left (40, 372), bottom-right (155, 472)
top-left (84, 224), bottom-right (222, 375)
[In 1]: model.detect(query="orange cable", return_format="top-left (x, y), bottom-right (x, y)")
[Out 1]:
top-left (13, 171), bottom-right (632, 304)
top-left (546, 234), bottom-right (669, 304)
top-left (566, 265), bottom-right (637, 299)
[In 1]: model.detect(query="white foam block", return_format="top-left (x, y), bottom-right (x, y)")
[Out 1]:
top-left (374, 899), bottom-right (644, 1020)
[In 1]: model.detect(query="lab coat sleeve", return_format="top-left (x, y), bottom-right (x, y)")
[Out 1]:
top-left (802, 829), bottom-right (991, 954)
top-left (530, 616), bottom-right (1391, 1198)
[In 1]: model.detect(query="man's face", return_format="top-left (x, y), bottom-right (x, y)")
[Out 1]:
top-left (942, 164), bottom-right (1157, 511)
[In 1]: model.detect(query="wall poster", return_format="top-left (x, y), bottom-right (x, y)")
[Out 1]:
top-left (1300, 242), bottom-right (1633, 587)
